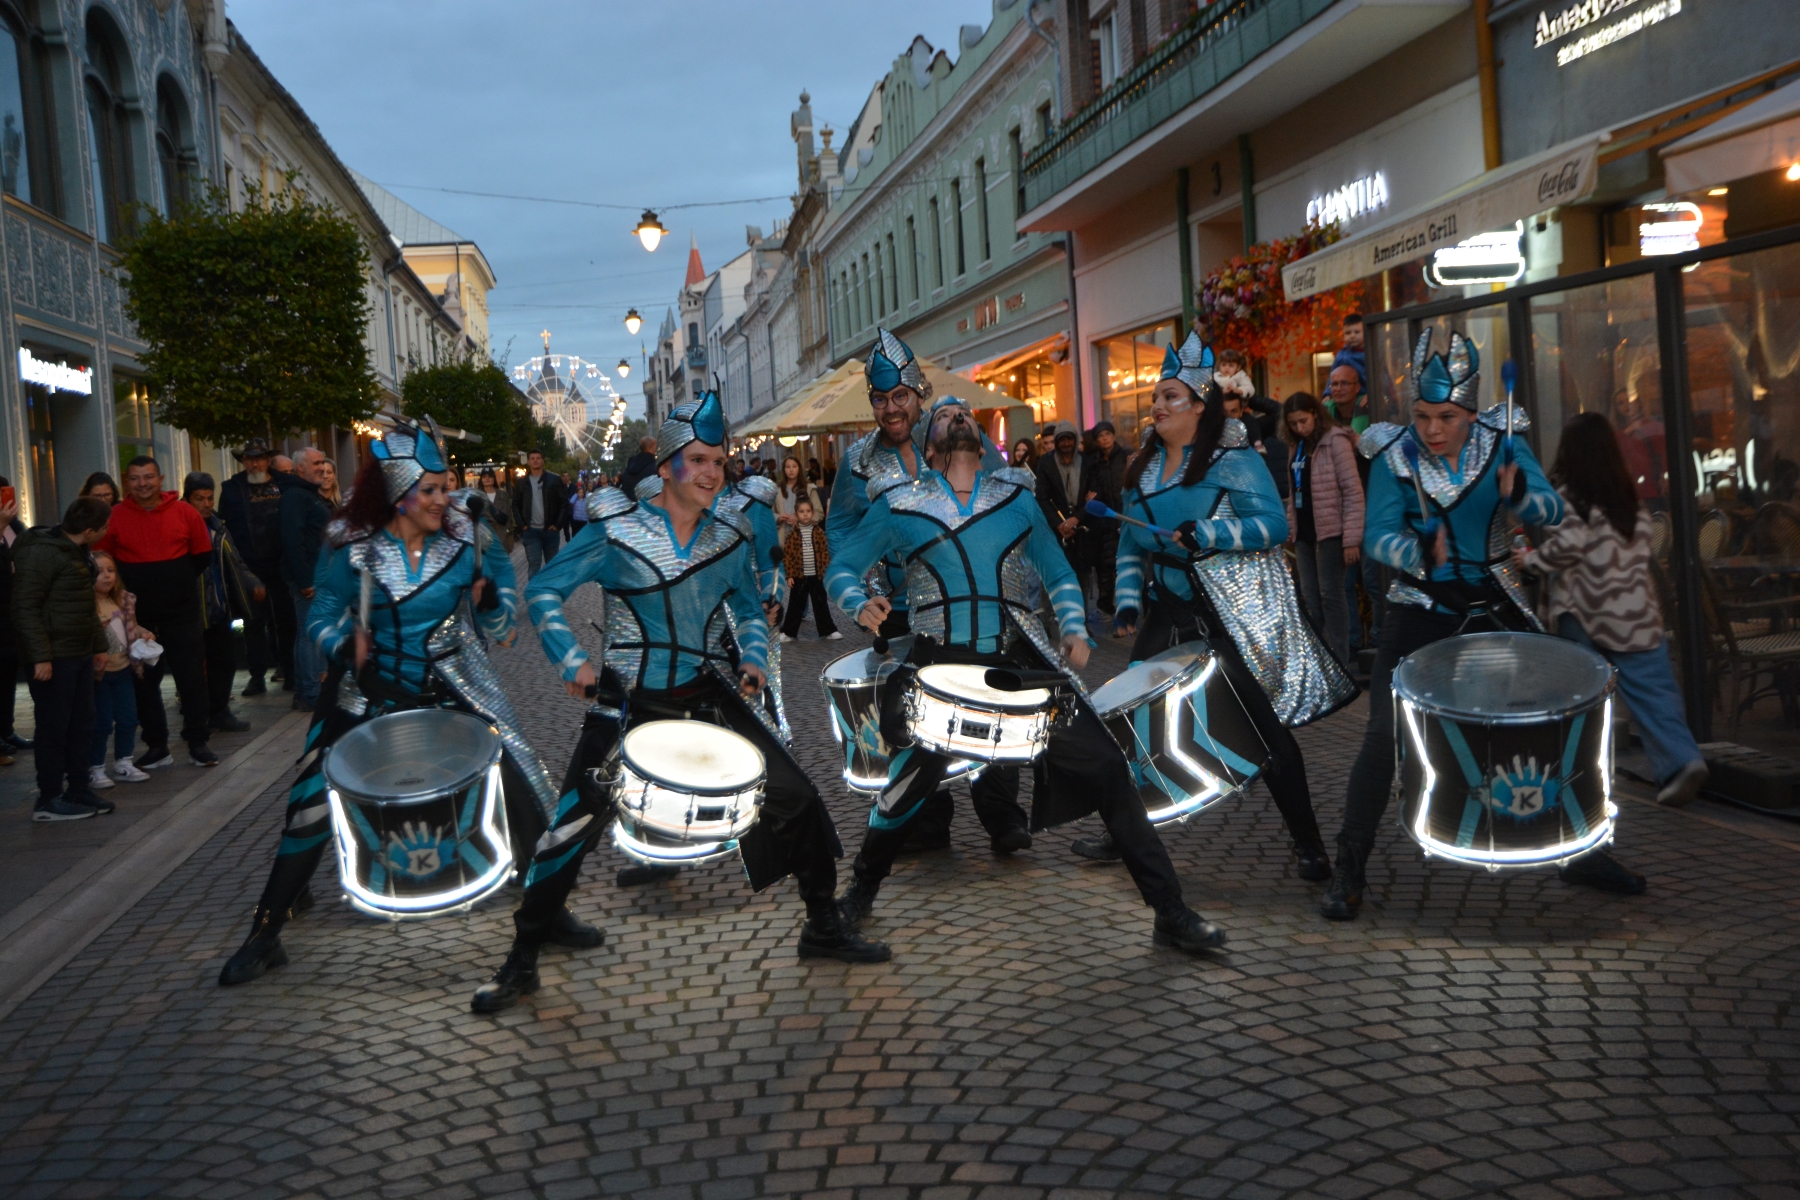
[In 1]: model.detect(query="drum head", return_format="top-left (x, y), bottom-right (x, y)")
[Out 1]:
top-left (622, 720), bottom-right (764, 793)
top-left (1091, 645), bottom-right (1209, 717)
top-left (1394, 632), bottom-right (1612, 722)
top-left (820, 635), bottom-right (914, 686)
top-left (916, 663), bottom-right (1052, 711)
top-left (325, 709), bottom-right (501, 800)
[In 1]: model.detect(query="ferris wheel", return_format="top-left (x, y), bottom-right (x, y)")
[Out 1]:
top-left (511, 343), bottom-right (619, 456)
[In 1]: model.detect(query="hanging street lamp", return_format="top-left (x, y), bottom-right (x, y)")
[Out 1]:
top-left (616, 358), bottom-right (631, 378)
top-left (634, 209), bottom-right (667, 252)
top-left (624, 307), bottom-right (642, 335)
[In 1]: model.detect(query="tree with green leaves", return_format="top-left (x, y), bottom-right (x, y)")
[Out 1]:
top-left (400, 357), bottom-right (537, 461)
top-left (118, 182), bottom-right (382, 445)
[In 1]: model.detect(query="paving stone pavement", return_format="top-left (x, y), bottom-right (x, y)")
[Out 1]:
top-left (0, 562), bottom-right (1796, 1199)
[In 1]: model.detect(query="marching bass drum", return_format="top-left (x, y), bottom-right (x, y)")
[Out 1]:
top-left (1090, 641), bottom-right (1269, 825)
top-left (323, 708), bottom-right (512, 920)
top-left (610, 720), bottom-right (766, 866)
top-left (1393, 632), bottom-right (1617, 870)
top-left (819, 635), bottom-right (977, 794)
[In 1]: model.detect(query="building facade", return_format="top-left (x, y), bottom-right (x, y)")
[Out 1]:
top-left (816, 1), bottom-right (1073, 432)
top-left (351, 169), bottom-right (496, 359)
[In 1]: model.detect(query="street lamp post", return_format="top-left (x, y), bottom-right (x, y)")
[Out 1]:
top-left (634, 210), bottom-right (667, 253)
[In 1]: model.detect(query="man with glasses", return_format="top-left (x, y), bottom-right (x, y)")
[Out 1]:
top-left (825, 329), bottom-right (1014, 853)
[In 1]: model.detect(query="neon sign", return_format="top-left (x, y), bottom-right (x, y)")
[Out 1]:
top-left (18, 348), bottom-right (91, 395)
top-left (1532, 0), bottom-right (1683, 68)
top-left (1307, 172), bottom-right (1389, 228)
top-left (1638, 201), bottom-right (1702, 256)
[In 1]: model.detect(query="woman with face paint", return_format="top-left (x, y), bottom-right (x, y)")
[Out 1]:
top-left (218, 417), bottom-right (607, 1015)
top-left (1100, 332), bottom-right (1350, 882)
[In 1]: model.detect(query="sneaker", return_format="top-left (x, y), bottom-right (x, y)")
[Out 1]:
top-left (1656, 760), bottom-right (1709, 808)
top-left (32, 795), bottom-right (94, 822)
top-left (88, 766), bottom-right (116, 790)
top-left (70, 791), bottom-right (115, 816)
top-left (112, 757), bottom-right (150, 782)
top-left (136, 746), bottom-right (174, 771)
top-left (825, 631), bottom-right (844, 641)
top-left (210, 711), bottom-right (251, 733)
top-left (4, 732), bottom-right (33, 750)
top-left (189, 744), bottom-right (220, 768)
top-left (241, 675), bottom-right (267, 698)
top-left (778, 633), bottom-right (795, 643)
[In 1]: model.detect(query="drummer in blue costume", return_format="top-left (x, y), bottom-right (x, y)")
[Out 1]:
top-left (219, 416), bottom-right (608, 1015)
top-left (825, 328), bottom-right (1021, 853)
top-left (526, 392), bottom-right (890, 964)
top-left (1323, 329), bottom-right (1646, 919)
top-left (624, 391), bottom-right (789, 886)
top-left (1106, 331), bottom-right (1351, 879)
top-left (826, 393), bottom-right (1227, 954)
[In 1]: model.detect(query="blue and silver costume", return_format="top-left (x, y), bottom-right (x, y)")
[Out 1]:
top-left (825, 397), bottom-right (1195, 922)
top-left (525, 393), bottom-right (842, 900)
top-left (228, 416), bottom-right (602, 984)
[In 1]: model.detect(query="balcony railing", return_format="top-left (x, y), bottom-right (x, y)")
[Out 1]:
top-left (1021, 0), bottom-right (1338, 212)
top-left (686, 346), bottom-right (707, 371)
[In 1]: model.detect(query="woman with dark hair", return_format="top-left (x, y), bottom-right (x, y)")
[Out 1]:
top-left (773, 455), bottom-right (823, 548)
top-left (477, 467), bottom-right (515, 551)
top-left (1093, 332), bottom-right (1344, 879)
top-left (1282, 391), bottom-right (1364, 666)
top-left (79, 472), bottom-right (119, 507)
top-left (219, 420), bottom-right (606, 1014)
top-left (1010, 437), bottom-right (1037, 470)
top-left (1517, 412), bottom-right (1708, 807)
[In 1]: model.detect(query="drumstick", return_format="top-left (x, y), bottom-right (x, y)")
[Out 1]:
top-left (357, 566), bottom-right (372, 636)
top-left (1085, 499), bottom-right (1182, 541)
top-left (1402, 437), bottom-right (1441, 540)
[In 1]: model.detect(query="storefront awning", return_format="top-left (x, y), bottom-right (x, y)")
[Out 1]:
top-left (1281, 134), bottom-right (1605, 300)
top-left (737, 382), bottom-right (821, 437)
top-left (1663, 78), bottom-right (1800, 194)
top-left (768, 358), bottom-right (1021, 434)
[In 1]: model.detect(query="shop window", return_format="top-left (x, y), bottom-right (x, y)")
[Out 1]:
top-left (1094, 320), bottom-right (1176, 443)
top-left (115, 375), bottom-right (154, 479)
top-left (20, 345), bottom-right (92, 524)
top-left (1681, 242), bottom-right (1800, 741)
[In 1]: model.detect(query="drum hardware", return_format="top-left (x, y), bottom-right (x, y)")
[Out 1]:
top-left (322, 709), bottom-right (512, 920)
top-left (609, 720), bottom-right (766, 867)
top-left (1090, 642), bottom-right (1269, 825)
top-left (1394, 632), bottom-right (1617, 872)
top-left (820, 637), bottom-right (978, 794)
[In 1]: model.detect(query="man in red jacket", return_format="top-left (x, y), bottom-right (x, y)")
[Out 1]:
top-left (97, 456), bottom-right (219, 768)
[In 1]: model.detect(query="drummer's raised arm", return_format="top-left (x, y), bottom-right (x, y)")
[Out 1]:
top-left (1507, 440), bottom-right (1564, 527)
top-left (308, 541), bottom-right (360, 664)
top-left (1021, 499), bottom-right (1091, 644)
top-left (471, 517), bottom-right (519, 642)
top-left (1363, 457), bottom-right (1424, 575)
top-left (824, 497), bottom-right (898, 620)
top-left (524, 523), bottom-right (611, 682)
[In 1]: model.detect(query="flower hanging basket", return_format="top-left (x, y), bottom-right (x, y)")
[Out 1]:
top-left (1195, 222), bottom-right (1361, 373)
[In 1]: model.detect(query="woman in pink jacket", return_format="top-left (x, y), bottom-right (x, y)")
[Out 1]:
top-left (1282, 392), bottom-right (1364, 667)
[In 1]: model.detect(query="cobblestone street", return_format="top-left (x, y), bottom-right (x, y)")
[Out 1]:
top-left (0, 572), bottom-right (1795, 1199)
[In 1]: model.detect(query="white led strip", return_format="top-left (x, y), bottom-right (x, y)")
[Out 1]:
top-left (327, 762), bottom-right (513, 920)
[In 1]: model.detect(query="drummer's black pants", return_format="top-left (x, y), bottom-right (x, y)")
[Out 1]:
top-left (562, 674), bottom-right (843, 913)
top-left (1338, 606), bottom-right (1465, 845)
top-left (849, 645), bottom-right (1186, 916)
top-left (251, 685), bottom-right (600, 946)
top-left (1134, 596), bottom-right (1326, 853)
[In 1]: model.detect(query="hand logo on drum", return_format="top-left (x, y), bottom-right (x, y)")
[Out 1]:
top-left (1485, 756), bottom-right (1561, 822)
top-left (385, 820), bottom-right (459, 881)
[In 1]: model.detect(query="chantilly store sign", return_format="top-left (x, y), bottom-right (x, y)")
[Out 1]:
top-left (1306, 172), bottom-right (1390, 228)
top-left (18, 348), bottom-right (92, 395)
top-left (1533, 0), bottom-right (1684, 67)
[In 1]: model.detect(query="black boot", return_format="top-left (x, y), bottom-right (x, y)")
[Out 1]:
top-left (242, 673), bottom-right (267, 698)
top-left (471, 940), bottom-right (540, 1013)
top-left (1320, 836), bottom-right (1372, 921)
top-left (1559, 850), bottom-right (1646, 895)
top-left (1071, 828), bottom-right (1121, 862)
top-left (1295, 840), bottom-right (1332, 882)
top-left (289, 883), bottom-right (316, 918)
top-left (1152, 907), bottom-right (1226, 954)
top-left (836, 875), bottom-right (879, 931)
top-left (989, 825), bottom-right (1032, 855)
top-left (799, 903), bottom-right (892, 963)
top-left (219, 907), bottom-right (288, 986)
top-left (898, 789), bottom-right (953, 853)
top-left (523, 906), bottom-right (606, 949)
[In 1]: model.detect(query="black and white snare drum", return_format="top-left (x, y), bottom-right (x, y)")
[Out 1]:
top-left (819, 636), bottom-right (977, 793)
top-left (611, 720), bottom-right (766, 866)
top-left (1394, 632), bottom-right (1617, 870)
top-left (323, 708), bottom-right (511, 919)
top-left (1091, 642), bottom-right (1269, 824)
top-left (903, 663), bottom-right (1056, 763)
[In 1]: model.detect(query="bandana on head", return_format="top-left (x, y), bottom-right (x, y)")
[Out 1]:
top-left (657, 389), bottom-right (728, 464)
top-left (369, 416), bottom-right (450, 503)
top-left (865, 328), bottom-right (931, 400)
top-left (1160, 330), bottom-right (1216, 397)
top-left (915, 393), bottom-right (998, 460)
top-left (1410, 329), bottom-right (1480, 410)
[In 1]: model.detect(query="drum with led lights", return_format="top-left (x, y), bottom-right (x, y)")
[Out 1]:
top-left (609, 720), bottom-right (766, 867)
top-left (820, 636), bottom-right (978, 794)
top-left (1393, 632), bottom-right (1617, 871)
top-left (1090, 641), bottom-right (1269, 825)
top-left (323, 708), bottom-right (511, 920)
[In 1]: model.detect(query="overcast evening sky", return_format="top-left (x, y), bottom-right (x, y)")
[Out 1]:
top-left (228, 0), bottom-right (996, 418)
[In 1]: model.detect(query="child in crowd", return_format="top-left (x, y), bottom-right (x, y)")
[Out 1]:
top-left (1518, 413), bottom-right (1709, 808)
top-left (1214, 348), bottom-right (1290, 496)
top-left (89, 551), bottom-right (149, 789)
top-left (13, 496), bottom-right (113, 821)
top-left (779, 498), bottom-right (841, 643)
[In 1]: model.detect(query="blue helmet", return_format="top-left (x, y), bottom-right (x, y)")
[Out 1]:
top-left (1159, 329), bottom-right (1216, 397)
top-left (865, 327), bottom-right (931, 400)
top-left (1410, 329), bottom-right (1480, 410)
top-left (657, 389), bottom-right (728, 464)
top-left (369, 415), bottom-right (450, 502)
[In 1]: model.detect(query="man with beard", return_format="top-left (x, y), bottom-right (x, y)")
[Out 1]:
top-left (824, 396), bottom-right (1225, 955)
top-left (824, 329), bottom-right (1014, 853)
